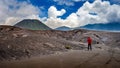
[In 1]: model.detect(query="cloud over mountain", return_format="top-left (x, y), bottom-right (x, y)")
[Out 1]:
top-left (0, 0), bottom-right (120, 29)
top-left (45, 0), bottom-right (120, 28)
top-left (0, 0), bottom-right (41, 25)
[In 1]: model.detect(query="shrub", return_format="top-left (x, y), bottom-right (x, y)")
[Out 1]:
top-left (65, 45), bottom-right (71, 49)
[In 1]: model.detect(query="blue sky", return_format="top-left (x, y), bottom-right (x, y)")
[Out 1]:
top-left (28, 0), bottom-right (119, 18)
top-left (29, 0), bottom-right (86, 18)
top-left (27, 0), bottom-right (95, 18)
top-left (0, 0), bottom-right (120, 28)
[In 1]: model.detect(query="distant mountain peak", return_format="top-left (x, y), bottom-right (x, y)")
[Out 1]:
top-left (79, 22), bottom-right (120, 31)
top-left (14, 19), bottom-right (51, 30)
top-left (55, 26), bottom-right (72, 31)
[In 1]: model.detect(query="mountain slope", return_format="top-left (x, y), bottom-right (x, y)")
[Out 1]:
top-left (80, 23), bottom-right (120, 31)
top-left (14, 19), bottom-right (51, 30)
top-left (55, 26), bottom-right (72, 31)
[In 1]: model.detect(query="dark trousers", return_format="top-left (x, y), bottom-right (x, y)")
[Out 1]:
top-left (88, 44), bottom-right (92, 50)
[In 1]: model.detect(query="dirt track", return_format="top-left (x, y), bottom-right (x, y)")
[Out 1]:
top-left (1, 44), bottom-right (120, 68)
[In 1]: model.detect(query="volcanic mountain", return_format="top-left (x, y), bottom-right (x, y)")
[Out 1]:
top-left (80, 22), bottom-right (120, 31)
top-left (14, 19), bottom-right (51, 30)
top-left (55, 26), bottom-right (72, 31)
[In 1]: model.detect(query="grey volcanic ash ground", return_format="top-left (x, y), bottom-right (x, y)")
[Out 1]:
top-left (0, 25), bottom-right (120, 68)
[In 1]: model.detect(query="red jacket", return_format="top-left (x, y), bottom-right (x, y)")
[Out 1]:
top-left (87, 37), bottom-right (92, 44)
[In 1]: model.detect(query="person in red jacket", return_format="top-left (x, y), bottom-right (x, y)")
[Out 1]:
top-left (87, 37), bottom-right (92, 50)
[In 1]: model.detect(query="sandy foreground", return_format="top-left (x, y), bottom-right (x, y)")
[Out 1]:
top-left (0, 44), bottom-right (120, 68)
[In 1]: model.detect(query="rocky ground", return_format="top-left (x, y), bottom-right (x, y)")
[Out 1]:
top-left (0, 25), bottom-right (120, 68)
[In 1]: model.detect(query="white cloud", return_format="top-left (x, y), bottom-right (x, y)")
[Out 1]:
top-left (48, 6), bottom-right (66, 18)
top-left (45, 17), bottom-right (65, 29)
top-left (53, 0), bottom-right (86, 6)
top-left (53, 0), bottom-right (74, 6)
top-left (1, 0), bottom-right (120, 29)
top-left (45, 6), bottom-right (80, 28)
top-left (16, 2), bottom-right (39, 16)
top-left (0, 0), bottom-right (42, 25)
top-left (53, 0), bottom-right (120, 6)
top-left (4, 17), bottom-right (21, 25)
top-left (45, 0), bottom-right (120, 29)
top-left (45, 6), bottom-right (67, 28)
